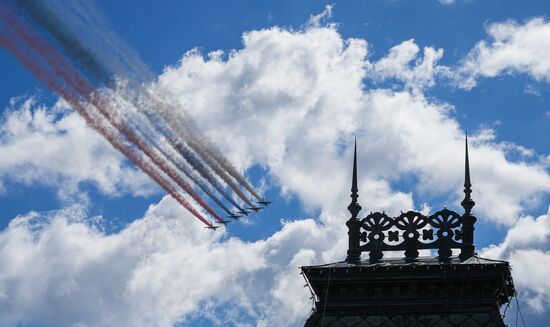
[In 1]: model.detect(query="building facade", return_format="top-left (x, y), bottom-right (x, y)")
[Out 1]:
top-left (301, 139), bottom-right (515, 327)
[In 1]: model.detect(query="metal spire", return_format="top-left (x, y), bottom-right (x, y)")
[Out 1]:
top-left (461, 132), bottom-right (475, 215)
top-left (347, 137), bottom-right (361, 218)
top-left (351, 138), bottom-right (358, 197)
top-left (346, 137), bottom-right (362, 263)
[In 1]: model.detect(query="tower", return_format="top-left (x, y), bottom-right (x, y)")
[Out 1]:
top-left (301, 137), bottom-right (515, 326)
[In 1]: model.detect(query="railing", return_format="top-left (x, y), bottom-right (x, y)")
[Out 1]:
top-left (359, 208), bottom-right (463, 261)
top-left (345, 137), bottom-right (476, 263)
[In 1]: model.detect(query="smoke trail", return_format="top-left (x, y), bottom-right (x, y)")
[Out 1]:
top-left (16, 0), bottom-right (264, 204)
top-left (97, 77), bottom-right (249, 216)
top-left (11, 9), bottom-right (225, 225)
top-left (159, 141), bottom-right (236, 218)
top-left (195, 135), bottom-right (263, 202)
top-left (170, 136), bottom-right (248, 212)
top-left (92, 93), bottom-right (226, 224)
top-left (0, 30), bottom-right (214, 229)
top-left (109, 89), bottom-right (237, 217)
top-left (14, 0), bottom-right (152, 84)
top-left (13, 0), bottom-right (113, 85)
top-left (62, 0), bottom-right (154, 83)
top-left (136, 90), bottom-right (252, 210)
top-left (114, 81), bottom-right (250, 211)
top-left (13, 0), bottom-right (254, 212)
top-left (149, 94), bottom-right (263, 202)
top-left (189, 126), bottom-right (263, 202)
top-left (0, 4), bottom-right (217, 227)
top-left (138, 90), bottom-right (255, 206)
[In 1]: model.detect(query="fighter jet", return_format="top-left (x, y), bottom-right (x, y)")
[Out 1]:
top-left (238, 208), bottom-right (252, 216)
top-left (246, 206), bottom-right (262, 213)
top-left (227, 213), bottom-right (242, 220)
top-left (257, 199), bottom-right (272, 207)
top-left (205, 225), bottom-right (221, 230)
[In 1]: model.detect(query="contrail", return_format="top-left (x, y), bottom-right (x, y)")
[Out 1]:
top-left (61, 0), bottom-right (154, 83)
top-left (14, 0), bottom-right (152, 85)
top-left (135, 89), bottom-right (254, 210)
top-left (184, 117), bottom-right (264, 202)
top-left (13, 0), bottom-right (112, 85)
top-left (109, 89), bottom-right (238, 218)
top-left (91, 93), bottom-right (226, 224)
top-left (4, 0), bottom-right (270, 225)
top-left (16, 0), bottom-right (264, 205)
top-left (115, 82), bottom-right (251, 211)
top-left (13, 0), bottom-right (254, 212)
top-left (0, 26), bottom-right (214, 229)
top-left (0, 3), bottom-right (219, 227)
top-left (145, 93), bottom-right (258, 207)
top-left (5, 6), bottom-right (225, 224)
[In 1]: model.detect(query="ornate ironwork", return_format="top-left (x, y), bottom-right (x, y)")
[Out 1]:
top-left (345, 135), bottom-right (477, 263)
top-left (358, 208), bottom-right (463, 261)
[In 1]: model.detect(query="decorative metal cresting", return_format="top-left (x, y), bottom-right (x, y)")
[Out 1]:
top-left (345, 135), bottom-right (477, 263)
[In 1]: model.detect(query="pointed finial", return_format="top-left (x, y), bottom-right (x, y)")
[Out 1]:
top-left (347, 137), bottom-right (361, 218)
top-left (351, 136), bottom-right (358, 194)
top-left (464, 132), bottom-right (471, 189)
top-left (345, 137), bottom-right (362, 263)
top-left (461, 132), bottom-right (475, 214)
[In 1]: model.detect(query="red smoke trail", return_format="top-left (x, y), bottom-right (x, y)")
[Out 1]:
top-left (3, 6), bottom-right (225, 225)
top-left (0, 7), bottom-right (216, 227)
top-left (147, 96), bottom-right (256, 207)
top-left (155, 98), bottom-right (263, 203)
top-left (18, 0), bottom-right (264, 206)
top-left (92, 94), bottom-right (225, 224)
top-left (191, 141), bottom-right (256, 206)
top-left (2, 5), bottom-right (225, 225)
top-left (168, 129), bottom-right (252, 210)
top-left (16, 0), bottom-right (263, 208)
top-left (199, 138), bottom-right (263, 201)
top-left (165, 107), bottom-right (263, 202)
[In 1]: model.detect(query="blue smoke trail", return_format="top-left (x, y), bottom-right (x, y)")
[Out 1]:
top-left (14, 0), bottom-right (262, 210)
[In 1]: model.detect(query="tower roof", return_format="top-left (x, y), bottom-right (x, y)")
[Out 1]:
top-left (344, 136), bottom-right (478, 263)
top-left (300, 136), bottom-right (515, 327)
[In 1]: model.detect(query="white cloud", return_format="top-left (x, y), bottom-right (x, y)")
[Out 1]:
top-left (0, 196), bottom-right (343, 327)
top-left (459, 18), bottom-right (550, 89)
top-left (1, 14), bottom-right (550, 327)
top-left (0, 98), bottom-right (155, 201)
top-left (524, 84), bottom-right (541, 97)
top-left (159, 25), bottom-right (549, 225)
top-left (438, 0), bottom-right (455, 5)
top-left (368, 39), bottom-right (449, 92)
top-left (305, 4), bottom-right (334, 29)
top-left (481, 206), bottom-right (550, 312)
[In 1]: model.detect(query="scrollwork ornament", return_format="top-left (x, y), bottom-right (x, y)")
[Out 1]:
top-left (358, 208), bottom-right (465, 262)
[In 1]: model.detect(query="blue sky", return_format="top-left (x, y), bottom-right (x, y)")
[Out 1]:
top-left (0, 0), bottom-right (549, 326)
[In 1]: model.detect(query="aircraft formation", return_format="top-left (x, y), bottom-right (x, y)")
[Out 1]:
top-left (0, 0), bottom-right (271, 230)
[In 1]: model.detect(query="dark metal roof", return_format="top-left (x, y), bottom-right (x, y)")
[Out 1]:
top-left (302, 254), bottom-right (509, 270)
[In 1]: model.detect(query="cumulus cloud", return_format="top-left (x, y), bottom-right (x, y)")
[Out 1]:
top-left (159, 24), bottom-right (549, 225)
top-left (0, 98), bottom-right (155, 201)
top-left (1, 12), bottom-right (550, 327)
top-left (368, 39), bottom-right (449, 92)
top-left (459, 18), bottom-right (550, 89)
top-left (0, 196), bottom-right (346, 327)
top-left (481, 206), bottom-right (550, 312)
